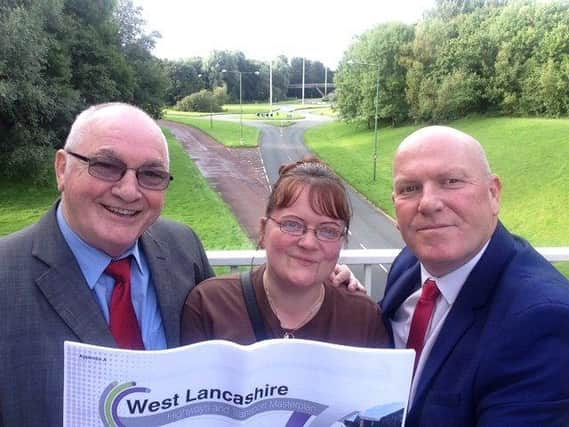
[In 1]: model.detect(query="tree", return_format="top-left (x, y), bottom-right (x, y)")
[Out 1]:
top-left (270, 56), bottom-right (291, 102)
top-left (428, 0), bottom-right (509, 19)
top-left (113, 0), bottom-right (168, 117)
top-left (208, 50), bottom-right (246, 103)
top-left (488, 1), bottom-right (569, 116)
top-left (405, 6), bottom-right (500, 121)
top-left (0, 0), bottom-right (169, 183)
top-left (0, 0), bottom-right (81, 184)
top-left (163, 58), bottom-right (205, 105)
top-left (336, 22), bottom-right (414, 126)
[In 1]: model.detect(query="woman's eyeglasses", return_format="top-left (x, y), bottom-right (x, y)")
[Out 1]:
top-left (267, 217), bottom-right (345, 242)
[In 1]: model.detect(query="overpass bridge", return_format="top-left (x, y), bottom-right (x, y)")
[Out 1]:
top-left (288, 82), bottom-right (336, 97)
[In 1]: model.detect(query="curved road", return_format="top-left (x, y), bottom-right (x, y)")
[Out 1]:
top-left (246, 111), bottom-right (405, 298)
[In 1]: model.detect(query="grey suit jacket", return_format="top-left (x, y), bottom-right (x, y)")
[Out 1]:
top-left (0, 204), bottom-right (214, 426)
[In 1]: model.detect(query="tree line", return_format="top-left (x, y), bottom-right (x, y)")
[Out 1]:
top-left (0, 0), bottom-right (167, 182)
top-left (0, 0), bottom-right (332, 183)
top-left (3, 0), bottom-right (567, 183)
top-left (335, 0), bottom-right (569, 126)
top-left (164, 52), bottom-right (333, 112)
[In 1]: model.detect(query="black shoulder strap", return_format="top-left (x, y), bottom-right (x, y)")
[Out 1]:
top-left (240, 270), bottom-right (269, 341)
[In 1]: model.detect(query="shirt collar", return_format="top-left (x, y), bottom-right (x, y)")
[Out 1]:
top-left (56, 203), bottom-right (143, 289)
top-left (420, 240), bottom-right (490, 305)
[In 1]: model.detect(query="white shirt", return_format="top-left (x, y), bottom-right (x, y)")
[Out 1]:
top-left (391, 242), bottom-right (490, 406)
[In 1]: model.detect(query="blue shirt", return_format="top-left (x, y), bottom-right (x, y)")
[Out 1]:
top-left (56, 204), bottom-right (167, 349)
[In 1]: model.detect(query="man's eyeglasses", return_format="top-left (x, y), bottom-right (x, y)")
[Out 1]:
top-left (66, 150), bottom-right (173, 191)
top-left (267, 217), bottom-right (345, 242)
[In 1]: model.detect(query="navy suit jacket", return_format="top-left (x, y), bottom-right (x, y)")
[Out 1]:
top-left (381, 222), bottom-right (569, 426)
top-left (0, 204), bottom-right (214, 427)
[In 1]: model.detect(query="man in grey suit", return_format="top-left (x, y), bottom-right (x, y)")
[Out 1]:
top-left (0, 103), bottom-right (214, 426)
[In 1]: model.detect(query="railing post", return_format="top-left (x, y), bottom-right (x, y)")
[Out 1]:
top-left (363, 264), bottom-right (373, 295)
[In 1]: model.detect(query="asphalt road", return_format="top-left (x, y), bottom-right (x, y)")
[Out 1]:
top-left (249, 112), bottom-right (405, 299)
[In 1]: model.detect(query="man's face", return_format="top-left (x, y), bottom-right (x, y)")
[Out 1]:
top-left (392, 128), bottom-right (501, 277)
top-left (55, 107), bottom-right (169, 257)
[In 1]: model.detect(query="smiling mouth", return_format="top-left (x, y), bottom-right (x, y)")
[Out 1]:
top-left (417, 224), bottom-right (451, 232)
top-left (291, 256), bottom-right (318, 264)
top-left (103, 205), bottom-right (140, 217)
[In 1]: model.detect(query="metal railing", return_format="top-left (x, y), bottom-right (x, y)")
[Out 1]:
top-left (206, 247), bottom-right (569, 294)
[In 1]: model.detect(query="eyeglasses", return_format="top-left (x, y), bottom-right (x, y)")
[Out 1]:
top-left (267, 217), bottom-right (345, 242)
top-left (66, 150), bottom-right (173, 190)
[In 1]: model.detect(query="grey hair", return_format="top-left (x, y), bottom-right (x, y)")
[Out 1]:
top-left (64, 102), bottom-right (169, 166)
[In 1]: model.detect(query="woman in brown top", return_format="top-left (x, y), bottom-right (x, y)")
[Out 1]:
top-left (181, 157), bottom-right (389, 348)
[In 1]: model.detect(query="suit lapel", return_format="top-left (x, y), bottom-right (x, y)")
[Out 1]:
top-left (32, 206), bottom-right (116, 347)
top-left (411, 223), bottom-right (516, 409)
top-left (381, 259), bottom-right (421, 321)
top-left (141, 227), bottom-right (189, 349)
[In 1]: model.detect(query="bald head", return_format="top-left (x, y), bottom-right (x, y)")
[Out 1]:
top-left (394, 126), bottom-right (491, 179)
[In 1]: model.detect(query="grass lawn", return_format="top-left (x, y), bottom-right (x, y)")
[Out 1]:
top-left (0, 129), bottom-right (252, 251)
top-left (163, 110), bottom-right (260, 147)
top-left (220, 102), bottom-right (321, 114)
top-left (0, 177), bottom-right (59, 236)
top-left (161, 127), bottom-right (251, 249)
top-left (221, 103), bottom-right (273, 114)
top-left (306, 120), bottom-right (417, 219)
top-left (305, 106), bottom-right (337, 117)
top-left (305, 117), bottom-right (569, 277)
top-left (165, 102), bottom-right (326, 133)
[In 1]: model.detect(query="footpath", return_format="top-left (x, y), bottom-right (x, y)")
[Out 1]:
top-left (159, 120), bottom-right (270, 243)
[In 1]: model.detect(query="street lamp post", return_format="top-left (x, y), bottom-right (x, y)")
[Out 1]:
top-left (347, 59), bottom-right (381, 181)
top-left (238, 72), bottom-right (243, 142)
top-left (222, 69), bottom-right (259, 145)
top-left (269, 61), bottom-right (273, 113)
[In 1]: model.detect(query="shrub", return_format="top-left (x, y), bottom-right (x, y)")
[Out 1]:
top-left (5, 145), bottom-right (55, 186)
top-left (175, 90), bottom-right (223, 113)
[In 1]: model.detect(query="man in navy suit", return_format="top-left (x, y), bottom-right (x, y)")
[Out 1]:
top-left (381, 126), bottom-right (569, 426)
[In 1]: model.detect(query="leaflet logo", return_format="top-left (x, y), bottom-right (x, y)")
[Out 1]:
top-left (99, 381), bottom-right (150, 427)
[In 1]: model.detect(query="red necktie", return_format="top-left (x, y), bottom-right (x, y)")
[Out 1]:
top-left (407, 279), bottom-right (440, 371)
top-left (106, 257), bottom-right (145, 350)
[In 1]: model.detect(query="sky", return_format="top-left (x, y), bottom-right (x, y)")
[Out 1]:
top-left (132, 0), bottom-right (435, 69)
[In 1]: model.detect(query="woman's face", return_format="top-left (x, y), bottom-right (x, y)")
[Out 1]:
top-left (261, 186), bottom-right (345, 290)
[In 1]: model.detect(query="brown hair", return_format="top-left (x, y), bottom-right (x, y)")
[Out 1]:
top-left (266, 156), bottom-right (351, 230)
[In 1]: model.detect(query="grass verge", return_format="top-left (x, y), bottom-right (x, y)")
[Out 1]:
top-left (161, 127), bottom-right (252, 249)
top-left (305, 116), bottom-right (569, 276)
top-left (164, 110), bottom-right (260, 147)
top-left (0, 176), bottom-right (59, 236)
